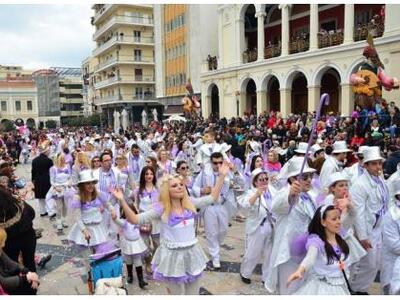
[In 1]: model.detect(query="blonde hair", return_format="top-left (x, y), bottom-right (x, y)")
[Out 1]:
top-left (54, 152), bottom-right (66, 168)
top-left (78, 183), bottom-right (98, 203)
top-left (74, 152), bottom-right (91, 169)
top-left (157, 149), bottom-right (169, 161)
top-left (0, 228), bottom-right (7, 247)
top-left (116, 155), bottom-right (128, 169)
top-left (158, 174), bottom-right (196, 223)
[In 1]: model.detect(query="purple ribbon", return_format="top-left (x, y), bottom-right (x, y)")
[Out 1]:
top-left (167, 210), bottom-right (196, 226)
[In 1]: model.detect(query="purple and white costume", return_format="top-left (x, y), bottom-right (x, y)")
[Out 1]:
top-left (295, 234), bottom-right (350, 295)
top-left (67, 190), bottom-right (112, 247)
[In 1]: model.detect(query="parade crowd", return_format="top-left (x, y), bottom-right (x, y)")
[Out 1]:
top-left (0, 104), bottom-right (400, 295)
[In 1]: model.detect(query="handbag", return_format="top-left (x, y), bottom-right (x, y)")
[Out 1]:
top-left (139, 223), bottom-right (152, 235)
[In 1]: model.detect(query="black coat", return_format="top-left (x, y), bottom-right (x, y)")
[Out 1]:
top-left (31, 154), bottom-right (53, 198)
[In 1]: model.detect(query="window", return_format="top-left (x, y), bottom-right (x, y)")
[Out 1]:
top-left (134, 49), bottom-right (142, 61)
top-left (15, 101), bottom-right (21, 111)
top-left (135, 87), bottom-right (143, 98)
top-left (134, 30), bottom-right (141, 42)
top-left (27, 100), bottom-right (32, 111)
top-left (1, 101), bottom-right (6, 111)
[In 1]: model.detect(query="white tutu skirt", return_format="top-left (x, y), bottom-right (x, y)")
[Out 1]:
top-left (68, 222), bottom-right (109, 247)
top-left (151, 242), bottom-right (208, 283)
top-left (120, 236), bottom-right (148, 256)
top-left (295, 276), bottom-right (350, 295)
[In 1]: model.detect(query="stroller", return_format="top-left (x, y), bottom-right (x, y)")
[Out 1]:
top-left (87, 248), bottom-right (127, 295)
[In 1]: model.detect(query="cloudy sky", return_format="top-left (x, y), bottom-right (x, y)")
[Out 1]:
top-left (0, 4), bottom-right (94, 69)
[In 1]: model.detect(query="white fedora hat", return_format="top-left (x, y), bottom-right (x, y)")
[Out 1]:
top-left (294, 142), bottom-right (309, 154)
top-left (357, 145), bottom-right (369, 155)
top-left (249, 141), bottom-right (261, 153)
top-left (327, 172), bottom-right (349, 188)
top-left (362, 146), bottom-right (384, 164)
top-left (311, 144), bottom-right (323, 155)
top-left (286, 157), bottom-right (316, 179)
top-left (78, 169), bottom-right (98, 184)
top-left (220, 142), bottom-right (232, 153)
top-left (393, 179), bottom-right (400, 196)
top-left (251, 168), bottom-right (267, 180)
top-left (332, 141), bottom-right (352, 154)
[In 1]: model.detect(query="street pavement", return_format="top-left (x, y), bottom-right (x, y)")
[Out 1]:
top-left (14, 159), bottom-right (381, 295)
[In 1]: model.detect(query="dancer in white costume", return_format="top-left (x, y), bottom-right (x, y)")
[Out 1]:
top-left (112, 162), bottom-right (230, 295)
top-left (287, 205), bottom-right (352, 295)
top-left (238, 168), bottom-right (275, 284)
top-left (381, 179), bottom-right (400, 294)
top-left (349, 146), bottom-right (389, 294)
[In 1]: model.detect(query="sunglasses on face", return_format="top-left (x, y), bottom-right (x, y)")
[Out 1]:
top-left (212, 161), bottom-right (223, 165)
top-left (179, 166), bottom-right (188, 170)
top-left (258, 177), bottom-right (269, 182)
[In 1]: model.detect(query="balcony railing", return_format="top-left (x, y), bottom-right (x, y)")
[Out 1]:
top-left (134, 75), bottom-right (155, 82)
top-left (133, 93), bottom-right (154, 100)
top-left (354, 21), bottom-right (384, 42)
top-left (93, 35), bottom-right (155, 56)
top-left (94, 75), bottom-right (155, 89)
top-left (243, 49), bottom-right (257, 63)
top-left (94, 55), bottom-right (155, 72)
top-left (289, 37), bottom-right (309, 54)
top-left (318, 30), bottom-right (344, 49)
top-left (264, 44), bottom-right (281, 59)
top-left (95, 93), bottom-right (155, 104)
top-left (93, 15), bottom-right (154, 40)
top-left (93, 76), bottom-right (119, 89)
top-left (92, 4), bottom-right (112, 25)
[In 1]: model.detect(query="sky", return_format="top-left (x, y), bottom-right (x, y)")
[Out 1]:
top-left (0, 4), bottom-right (94, 70)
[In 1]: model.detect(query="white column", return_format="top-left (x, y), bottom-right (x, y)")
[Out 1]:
top-left (309, 4), bottom-right (319, 51)
top-left (236, 18), bottom-right (245, 64)
top-left (384, 4), bottom-right (400, 37)
top-left (217, 9), bottom-right (224, 67)
top-left (279, 88), bottom-right (292, 117)
top-left (279, 4), bottom-right (290, 56)
top-left (340, 83), bottom-right (354, 116)
top-left (256, 11), bottom-right (266, 61)
top-left (344, 4), bottom-right (354, 44)
top-left (256, 90), bottom-right (267, 115)
top-left (308, 85), bottom-right (321, 113)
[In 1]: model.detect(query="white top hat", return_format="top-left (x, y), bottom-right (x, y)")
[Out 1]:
top-left (251, 168), bottom-right (267, 180)
top-left (362, 146), bottom-right (384, 164)
top-left (332, 141), bottom-right (352, 154)
top-left (294, 142), bottom-right (309, 154)
top-left (357, 145), bottom-right (369, 155)
top-left (393, 180), bottom-right (400, 196)
top-left (286, 157), bottom-right (316, 179)
top-left (311, 144), bottom-right (323, 155)
top-left (220, 143), bottom-right (232, 153)
top-left (327, 172), bottom-right (348, 188)
top-left (249, 141), bottom-right (261, 153)
top-left (104, 133), bottom-right (110, 138)
top-left (78, 169), bottom-right (98, 184)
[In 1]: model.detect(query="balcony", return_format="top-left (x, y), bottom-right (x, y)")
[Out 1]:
top-left (94, 75), bottom-right (155, 89)
top-left (93, 15), bottom-right (154, 41)
top-left (264, 44), bottom-right (281, 59)
top-left (95, 93), bottom-right (157, 106)
top-left (354, 20), bottom-right (384, 42)
top-left (94, 55), bottom-right (155, 73)
top-left (289, 37), bottom-right (309, 54)
top-left (318, 30), bottom-right (344, 49)
top-left (93, 35), bottom-right (154, 57)
top-left (243, 49), bottom-right (257, 63)
top-left (92, 4), bottom-right (113, 25)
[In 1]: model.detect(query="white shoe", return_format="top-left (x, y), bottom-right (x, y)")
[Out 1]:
top-left (62, 221), bottom-right (68, 228)
top-left (57, 222), bottom-right (63, 231)
top-left (212, 258), bottom-right (221, 269)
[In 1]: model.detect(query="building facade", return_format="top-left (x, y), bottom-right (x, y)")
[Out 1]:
top-left (82, 56), bottom-right (97, 117)
top-left (200, 4), bottom-right (400, 119)
top-left (153, 4), bottom-right (218, 116)
top-left (91, 4), bottom-right (160, 126)
top-left (0, 66), bottom-right (39, 128)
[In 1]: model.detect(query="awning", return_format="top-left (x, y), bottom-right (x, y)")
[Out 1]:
top-left (163, 105), bottom-right (183, 116)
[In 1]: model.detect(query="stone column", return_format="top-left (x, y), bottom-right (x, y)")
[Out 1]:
top-left (340, 83), bottom-right (354, 116)
top-left (279, 88), bottom-right (292, 117)
top-left (217, 8), bottom-right (224, 67)
top-left (257, 90), bottom-right (267, 115)
top-left (279, 4), bottom-right (290, 56)
top-left (309, 4), bottom-right (319, 51)
top-left (202, 95), bottom-right (211, 118)
top-left (344, 4), bottom-right (354, 44)
top-left (236, 17), bottom-right (245, 64)
top-left (308, 85), bottom-right (321, 113)
top-left (256, 10), bottom-right (266, 61)
top-left (384, 4), bottom-right (400, 37)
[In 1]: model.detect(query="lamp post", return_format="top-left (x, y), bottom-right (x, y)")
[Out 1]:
top-left (235, 91), bottom-right (240, 117)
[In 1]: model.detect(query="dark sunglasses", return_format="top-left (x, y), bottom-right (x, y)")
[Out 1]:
top-left (212, 161), bottom-right (223, 165)
top-left (179, 166), bottom-right (189, 170)
top-left (258, 177), bottom-right (269, 182)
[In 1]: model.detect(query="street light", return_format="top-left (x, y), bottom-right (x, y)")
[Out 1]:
top-left (235, 91), bottom-right (240, 117)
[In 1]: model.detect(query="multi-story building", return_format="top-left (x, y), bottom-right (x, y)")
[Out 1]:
top-left (91, 4), bottom-right (160, 126)
top-left (82, 56), bottom-right (97, 117)
top-left (50, 67), bottom-right (84, 124)
top-left (153, 4), bottom-right (218, 116)
top-left (200, 4), bottom-right (400, 119)
top-left (0, 66), bottom-right (39, 128)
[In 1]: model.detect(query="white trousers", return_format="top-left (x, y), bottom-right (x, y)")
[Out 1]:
top-left (240, 223), bottom-right (273, 282)
top-left (203, 204), bottom-right (229, 261)
top-left (55, 198), bottom-right (67, 219)
top-left (37, 198), bottom-right (56, 215)
top-left (166, 278), bottom-right (201, 295)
